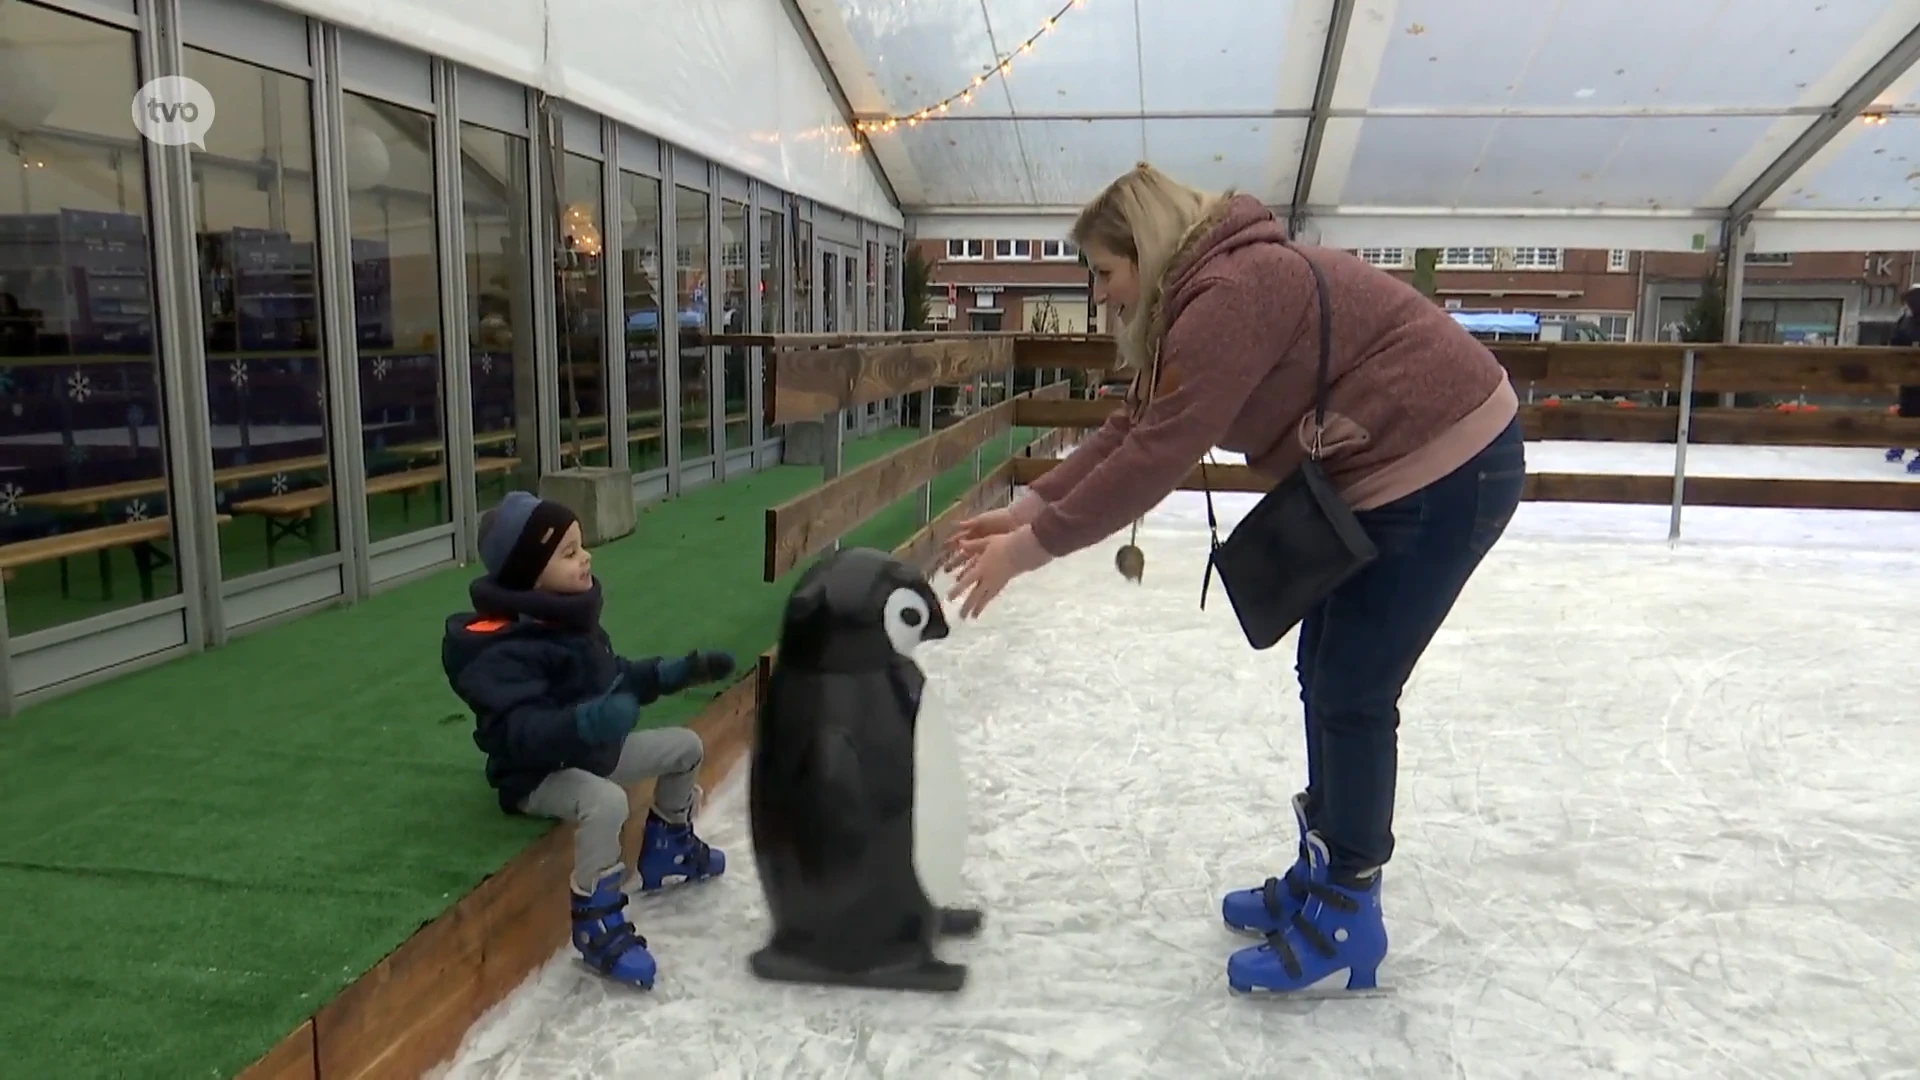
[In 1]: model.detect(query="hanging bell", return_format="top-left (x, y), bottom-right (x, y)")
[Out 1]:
top-left (1114, 543), bottom-right (1145, 583)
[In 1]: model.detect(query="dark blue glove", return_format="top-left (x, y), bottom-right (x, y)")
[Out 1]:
top-left (575, 689), bottom-right (639, 744)
top-left (682, 649), bottom-right (736, 686)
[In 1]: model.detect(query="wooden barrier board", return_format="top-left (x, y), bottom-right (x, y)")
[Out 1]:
top-left (767, 337), bottom-right (1014, 424)
top-left (761, 381), bottom-right (1071, 583)
top-left (1006, 456), bottom-right (1920, 512)
top-left (1011, 395), bottom-right (1920, 448)
top-left (1010, 335), bottom-right (1920, 394)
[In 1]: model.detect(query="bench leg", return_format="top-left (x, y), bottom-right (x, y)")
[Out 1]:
top-left (132, 541), bottom-right (158, 603)
top-left (97, 546), bottom-right (113, 602)
top-left (262, 515), bottom-right (278, 568)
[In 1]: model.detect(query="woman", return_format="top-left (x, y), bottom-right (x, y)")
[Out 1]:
top-left (943, 164), bottom-right (1527, 995)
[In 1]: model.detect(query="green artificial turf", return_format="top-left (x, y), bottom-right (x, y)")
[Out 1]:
top-left (0, 424), bottom-right (1037, 1080)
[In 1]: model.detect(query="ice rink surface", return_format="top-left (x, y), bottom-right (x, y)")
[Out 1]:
top-left (436, 443), bottom-right (1920, 1080)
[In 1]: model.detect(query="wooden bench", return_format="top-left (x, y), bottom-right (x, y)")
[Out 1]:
top-left (0, 515), bottom-right (229, 604)
top-left (231, 458), bottom-right (521, 567)
top-left (20, 455), bottom-right (331, 514)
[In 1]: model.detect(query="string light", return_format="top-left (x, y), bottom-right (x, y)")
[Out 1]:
top-left (1861, 111), bottom-right (1891, 126)
top-left (849, 0), bottom-right (1086, 147)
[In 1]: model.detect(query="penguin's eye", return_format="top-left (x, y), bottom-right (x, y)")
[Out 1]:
top-left (900, 608), bottom-right (922, 628)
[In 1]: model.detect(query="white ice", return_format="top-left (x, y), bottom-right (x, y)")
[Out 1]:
top-left (436, 443), bottom-right (1920, 1080)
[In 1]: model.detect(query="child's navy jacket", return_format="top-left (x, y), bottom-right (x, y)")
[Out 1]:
top-left (441, 578), bottom-right (670, 811)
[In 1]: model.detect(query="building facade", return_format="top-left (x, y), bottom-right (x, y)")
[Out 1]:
top-left (915, 238), bottom-right (1920, 347)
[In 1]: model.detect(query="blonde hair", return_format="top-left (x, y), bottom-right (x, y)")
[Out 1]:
top-left (1070, 163), bottom-right (1226, 376)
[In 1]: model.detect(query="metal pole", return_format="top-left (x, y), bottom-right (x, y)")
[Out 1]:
top-left (1668, 348), bottom-right (1697, 544)
top-left (917, 385), bottom-right (935, 525)
top-left (825, 407), bottom-right (844, 552)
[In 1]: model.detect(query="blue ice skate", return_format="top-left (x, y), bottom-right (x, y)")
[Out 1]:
top-left (1226, 831), bottom-right (1387, 995)
top-left (636, 806), bottom-right (726, 891)
top-left (1908, 455), bottom-right (1920, 475)
top-left (1888, 448), bottom-right (1906, 463)
top-left (1221, 792), bottom-right (1312, 935)
top-left (571, 868), bottom-right (658, 988)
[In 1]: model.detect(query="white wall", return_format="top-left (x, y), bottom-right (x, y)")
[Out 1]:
top-left (266, 0), bottom-right (901, 227)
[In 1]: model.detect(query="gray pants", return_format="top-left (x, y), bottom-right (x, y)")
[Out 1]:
top-left (519, 727), bottom-right (705, 891)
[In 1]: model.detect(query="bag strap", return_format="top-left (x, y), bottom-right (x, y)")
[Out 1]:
top-left (1295, 244), bottom-right (1334, 461)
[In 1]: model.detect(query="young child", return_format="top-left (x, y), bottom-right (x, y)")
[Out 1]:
top-left (441, 491), bottom-right (735, 989)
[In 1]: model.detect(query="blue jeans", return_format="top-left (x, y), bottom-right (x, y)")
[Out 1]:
top-left (1296, 416), bottom-right (1526, 876)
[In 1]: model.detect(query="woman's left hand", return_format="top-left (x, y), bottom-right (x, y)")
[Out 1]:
top-left (945, 525), bottom-right (1054, 620)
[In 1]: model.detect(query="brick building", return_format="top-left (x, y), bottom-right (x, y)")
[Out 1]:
top-left (915, 237), bottom-right (1920, 346)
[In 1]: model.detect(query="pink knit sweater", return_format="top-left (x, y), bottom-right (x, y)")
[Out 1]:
top-left (1021, 194), bottom-right (1517, 557)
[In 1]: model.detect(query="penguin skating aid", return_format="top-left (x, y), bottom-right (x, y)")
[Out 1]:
top-left (747, 547), bottom-right (981, 992)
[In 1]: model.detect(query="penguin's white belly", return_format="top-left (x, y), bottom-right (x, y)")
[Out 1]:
top-left (910, 695), bottom-right (969, 907)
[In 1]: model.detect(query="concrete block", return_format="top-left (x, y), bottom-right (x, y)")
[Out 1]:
top-left (538, 467), bottom-right (636, 546)
top-left (780, 420), bottom-right (829, 465)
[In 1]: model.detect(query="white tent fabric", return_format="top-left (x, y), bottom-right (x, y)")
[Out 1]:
top-left (795, 0), bottom-right (1920, 251)
top-left (264, 0), bottom-right (901, 225)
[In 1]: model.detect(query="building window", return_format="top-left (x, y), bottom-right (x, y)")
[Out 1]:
top-left (972, 289), bottom-right (1001, 309)
top-left (1041, 240), bottom-right (1080, 261)
top-left (1607, 249), bottom-right (1631, 272)
top-left (945, 239), bottom-right (984, 261)
top-left (1509, 247), bottom-right (1562, 271)
top-left (1437, 247), bottom-right (1496, 269)
top-left (1539, 311), bottom-right (1634, 342)
top-left (1356, 248), bottom-right (1409, 269)
top-left (1745, 251), bottom-right (1792, 266)
top-left (993, 239), bottom-right (1032, 260)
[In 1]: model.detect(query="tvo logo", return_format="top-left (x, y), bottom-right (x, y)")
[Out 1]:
top-left (131, 76), bottom-right (217, 149)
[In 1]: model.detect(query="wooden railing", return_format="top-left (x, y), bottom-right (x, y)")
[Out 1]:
top-left (705, 331), bottom-right (1077, 698)
top-left (1007, 335), bottom-right (1920, 533)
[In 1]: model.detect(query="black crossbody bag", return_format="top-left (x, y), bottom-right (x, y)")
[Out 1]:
top-left (1198, 244), bottom-right (1377, 650)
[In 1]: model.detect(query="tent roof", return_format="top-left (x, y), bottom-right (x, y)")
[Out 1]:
top-left (797, 0), bottom-right (1920, 250)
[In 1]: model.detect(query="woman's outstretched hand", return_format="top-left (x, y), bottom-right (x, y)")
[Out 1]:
top-left (945, 525), bottom-right (1054, 620)
top-left (937, 506), bottom-right (1022, 574)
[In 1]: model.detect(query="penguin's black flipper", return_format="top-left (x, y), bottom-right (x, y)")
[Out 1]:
top-left (748, 946), bottom-right (967, 993)
top-left (937, 907), bottom-right (984, 937)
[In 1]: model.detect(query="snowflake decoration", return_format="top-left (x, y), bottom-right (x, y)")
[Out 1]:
top-left (503, 438), bottom-right (516, 457)
top-left (67, 443), bottom-right (89, 464)
top-left (125, 499), bottom-right (149, 522)
top-left (230, 359), bottom-right (248, 389)
top-left (67, 371), bottom-right (92, 402)
top-left (0, 482), bottom-right (21, 516)
top-left (270, 473), bottom-right (289, 495)
top-left (371, 357), bottom-right (391, 381)
top-left (316, 388), bottom-right (327, 409)
top-left (477, 355), bottom-right (493, 377)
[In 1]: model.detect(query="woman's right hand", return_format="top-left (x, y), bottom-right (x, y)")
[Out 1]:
top-left (938, 507), bottom-right (1023, 574)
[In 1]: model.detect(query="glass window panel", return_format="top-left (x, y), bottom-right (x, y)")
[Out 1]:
top-left (720, 198), bottom-right (749, 451)
top-left (820, 248), bottom-right (839, 333)
top-left (792, 218), bottom-right (813, 332)
top-left (457, 123), bottom-right (538, 508)
top-left (341, 93), bottom-right (448, 544)
top-left (184, 46), bottom-right (337, 578)
top-left (1, 6), bottom-right (175, 633)
top-left (758, 209), bottom-right (784, 436)
top-left (883, 243), bottom-right (899, 331)
top-left (865, 239), bottom-right (880, 332)
top-left (673, 185), bottom-right (711, 461)
top-left (619, 172), bottom-right (664, 472)
top-left (556, 153), bottom-right (608, 468)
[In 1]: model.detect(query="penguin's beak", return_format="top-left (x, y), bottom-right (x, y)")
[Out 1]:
top-left (924, 603), bottom-right (950, 641)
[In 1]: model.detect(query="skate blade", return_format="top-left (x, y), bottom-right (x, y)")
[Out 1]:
top-left (749, 947), bottom-right (967, 993)
top-left (572, 958), bottom-right (654, 991)
top-left (1228, 979), bottom-right (1394, 1000)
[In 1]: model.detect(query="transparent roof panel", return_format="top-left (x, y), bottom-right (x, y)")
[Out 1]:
top-left (830, 0), bottom-right (1920, 235)
top-left (1358, 0), bottom-right (1906, 110)
top-left (897, 118), bottom-right (1308, 207)
top-left (1324, 114), bottom-right (1816, 211)
top-left (1771, 118), bottom-right (1920, 212)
